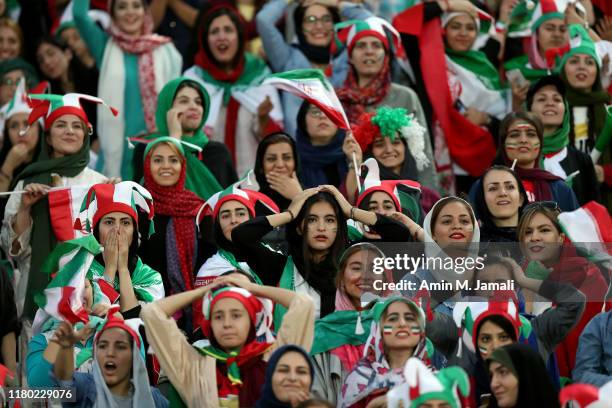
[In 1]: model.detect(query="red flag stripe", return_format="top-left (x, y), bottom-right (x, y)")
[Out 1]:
top-left (48, 188), bottom-right (77, 242)
top-left (97, 279), bottom-right (120, 303)
top-left (58, 286), bottom-right (89, 324)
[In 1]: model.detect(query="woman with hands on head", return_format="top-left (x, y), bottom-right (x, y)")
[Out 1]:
top-left (51, 309), bottom-right (168, 407)
top-left (232, 184), bottom-right (398, 321)
top-left (0, 93), bottom-right (114, 321)
top-left (140, 274), bottom-right (315, 407)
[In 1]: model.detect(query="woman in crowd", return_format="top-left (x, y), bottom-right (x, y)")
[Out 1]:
top-left (487, 344), bottom-right (561, 408)
top-left (349, 106), bottom-right (437, 207)
top-left (255, 344), bottom-right (316, 408)
top-left (254, 132), bottom-right (303, 211)
top-left (79, 181), bottom-right (165, 309)
top-left (517, 202), bottom-right (608, 378)
top-left (34, 35), bottom-right (99, 142)
top-left (495, 111), bottom-right (579, 211)
top-left (51, 310), bottom-right (168, 407)
top-left (0, 93), bottom-right (112, 320)
top-left (0, 260), bottom-right (18, 385)
top-left (469, 165), bottom-right (528, 243)
top-left (184, 4), bottom-right (283, 177)
top-left (340, 296), bottom-right (445, 408)
top-left (0, 57), bottom-right (38, 107)
top-left (133, 77), bottom-right (236, 197)
top-left (453, 256), bottom-right (586, 403)
top-left (195, 182), bottom-right (279, 286)
top-left (0, 17), bottom-right (22, 63)
top-left (139, 137), bottom-right (206, 332)
top-left (296, 100), bottom-right (348, 189)
top-left (0, 78), bottom-right (41, 211)
top-left (233, 184), bottom-right (409, 322)
top-left (526, 74), bottom-right (600, 205)
top-left (140, 275), bottom-right (315, 407)
top-left (256, 0), bottom-right (366, 135)
top-left (74, 0), bottom-right (182, 179)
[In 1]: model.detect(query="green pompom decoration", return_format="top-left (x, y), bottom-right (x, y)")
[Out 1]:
top-left (371, 106), bottom-right (411, 141)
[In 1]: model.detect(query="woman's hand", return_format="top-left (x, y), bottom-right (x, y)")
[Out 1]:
top-left (4, 143), bottom-right (30, 173)
top-left (319, 184), bottom-right (352, 217)
top-left (117, 229), bottom-right (130, 273)
top-left (19, 183), bottom-right (50, 210)
top-left (166, 108), bottom-right (183, 139)
top-left (103, 228), bottom-right (119, 276)
top-left (302, 0), bottom-right (339, 9)
top-left (498, 0), bottom-right (519, 24)
top-left (288, 390), bottom-right (311, 407)
top-left (267, 171), bottom-right (303, 200)
top-left (49, 322), bottom-right (93, 349)
top-left (287, 187), bottom-right (320, 219)
top-left (447, 0), bottom-right (478, 17)
top-left (596, 15), bottom-right (612, 42)
top-left (91, 303), bottom-right (111, 317)
top-left (342, 132), bottom-right (362, 166)
top-left (511, 79), bottom-right (530, 111)
top-left (464, 107), bottom-right (490, 127)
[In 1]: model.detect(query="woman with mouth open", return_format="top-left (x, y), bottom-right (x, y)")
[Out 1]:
top-left (517, 202), bottom-right (609, 378)
top-left (526, 74), bottom-right (600, 206)
top-left (140, 274), bottom-right (315, 407)
top-left (494, 111), bottom-right (579, 212)
top-left (184, 4), bottom-right (284, 177)
top-left (73, 0), bottom-right (182, 180)
top-left (339, 296), bottom-right (446, 408)
top-left (51, 309), bottom-right (168, 407)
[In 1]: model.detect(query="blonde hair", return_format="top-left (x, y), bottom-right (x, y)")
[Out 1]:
top-left (0, 18), bottom-right (23, 56)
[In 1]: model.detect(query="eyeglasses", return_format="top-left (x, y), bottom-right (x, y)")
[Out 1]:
top-left (523, 201), bottom-right (561, 213)
top-left (1, 76), bottom-right (23, 87)
top-left (307, 107), bottom-right (326, 118)
top-left (303, 15), bottom-right (333, 26)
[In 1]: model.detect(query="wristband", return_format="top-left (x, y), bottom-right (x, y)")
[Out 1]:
top-left (287, 209), bottom-right (295, 221)
top-left (350, 207), bottom-right (356, 219)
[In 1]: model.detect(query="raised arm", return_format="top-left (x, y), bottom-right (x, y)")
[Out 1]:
top-left (73, 0), bottom-right (109, 65)
top-left (256, 0), bottom-right (294, 72)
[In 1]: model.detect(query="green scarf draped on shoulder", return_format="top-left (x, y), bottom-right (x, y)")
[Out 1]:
top-left (196, 53), bottom-right (269, 105)
top-left (89, 257), bottom-right (164, 303)
top-left (542, 101), bottom-right (571, 155)
top-left (504, 55), bottom-right (549, 83)
top-left (153, 77), bottom-right (223, 200)
top-left (12, 130), bottom-right (91, 320)
top-left (446, 48), bottom-right (505, 90)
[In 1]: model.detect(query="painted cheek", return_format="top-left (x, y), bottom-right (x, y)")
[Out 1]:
top-left (382, 325), bottom-right (393, 336)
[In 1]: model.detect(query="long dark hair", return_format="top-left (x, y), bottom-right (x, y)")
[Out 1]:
top-left (495, 111), bottom-right (544, 166)
top-left (198, 6), bottom-right (245, 69)
top-left (286, 191), bottom-right (348, 272)
top-left (474, 165), bottom-right (528, 228)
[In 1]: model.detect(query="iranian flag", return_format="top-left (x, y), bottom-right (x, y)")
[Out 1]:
top-left (558, 201), bottom-right (612, 274)
top-left (48, 185), bottom-right (91, 241)
top-left (260, 69), bottom-right (350, 129)
top-left (34, 235), bottom-right (102, 326)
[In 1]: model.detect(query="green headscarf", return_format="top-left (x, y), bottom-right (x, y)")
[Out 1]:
top-left (0, 57), bottom-right (39, 89)
top-left (12, 118), bottom-right (91, 320)
top-left (542, 101), bottom-right (571, 154)
top-left (153, 77), bottom-right (222, 200)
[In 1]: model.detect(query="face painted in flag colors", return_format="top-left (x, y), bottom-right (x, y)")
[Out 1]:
top-left (504, 121), bottom-right (541, 168)
top-left (381, 302), bottom-right (422, 349)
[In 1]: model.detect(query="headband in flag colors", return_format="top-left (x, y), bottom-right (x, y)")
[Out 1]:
top-left (559, 381), bottom-right (612, 408)
top-left (197, 170), bottom-right (280, 222)
top-left (441, 9), bottom-right (494, 36)
top-left (27, 92), bottom-right (118, 130)
top-left (75, 182), bottom-right (155, 237)
top-left (353, 106), bottom-right (430, 171)
top-left (334, 16), bottom-right (401, 54)
top-left (387, 358), bottom-right (470, 408)
top-left (201, 286), bottom-right (274, 343)
top-left (94, 305), bottom-right (142, 350)
top-left (508, 0), bottom-right (572, 37)
top-left (0, 77), bottom-right (31, 134)
top-left (357, 158), bottom-right (422, 222)
top-left (452, 297), bottom-right (532, 353)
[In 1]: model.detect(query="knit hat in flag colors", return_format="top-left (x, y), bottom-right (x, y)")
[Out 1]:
top-left (334, 16), bottom-right (401, 54)
top-left (352, 106), bottom-right (430, 171)
top-left (198, 170), bottom-right (280, 221)
top-left (387, 358), bottom-right (470, 408)
top-left (357, 158), bottom-right (423, 221)
top-left (27, 92), bottom-right (118, 130)
top-left (94, 305), bottom-right (143, 350)
top-left (557, 24), bottom-right (601, 69)
top-left (75, 181), bottom-right (155, 236)
top-left (559, 381), bottom-right (612, 408)
top-left (452, 297), bottom-right (532, 353)
top-left (508, 0), bottom-right (573, 37)
top-left (0, 78), bottom-right (48, 135)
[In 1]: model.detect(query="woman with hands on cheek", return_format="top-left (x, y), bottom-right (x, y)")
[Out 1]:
top-left (255, 132), bottom-right (303, 210)
top-left (77, 182), bottom-right (164, 314)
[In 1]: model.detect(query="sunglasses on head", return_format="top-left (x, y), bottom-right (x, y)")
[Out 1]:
top-left (523, 201), bottom-right (561, 213)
